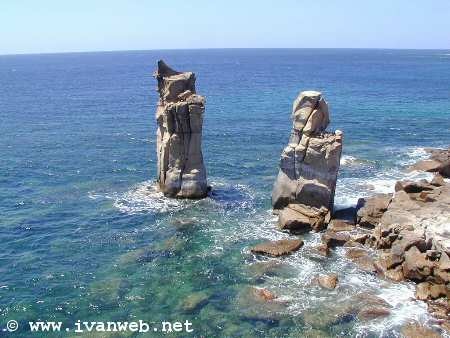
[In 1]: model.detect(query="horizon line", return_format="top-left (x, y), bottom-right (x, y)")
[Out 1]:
top-left (1, 46), bottom-right (450, 57)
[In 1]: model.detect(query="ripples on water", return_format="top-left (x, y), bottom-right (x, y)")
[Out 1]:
top-left (1, 49), bottom-right (449, 337)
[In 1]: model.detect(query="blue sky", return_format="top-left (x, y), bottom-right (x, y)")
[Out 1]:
top-left (1, 0), bottom-right (449, 54)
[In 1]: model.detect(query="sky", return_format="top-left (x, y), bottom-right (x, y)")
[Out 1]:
top-left (1, 0), bottom-right (450, 55)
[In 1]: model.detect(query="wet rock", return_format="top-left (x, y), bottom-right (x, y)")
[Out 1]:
top-left (427, 299), bottom-right (450, 320)
top-left (375, 251), bottom-right (404, 271)
top-left (357, 306), bottom-right (390, 320)
top-left (384, 265), bottom-right (405, 282)
top-left (416, 282), bottom-right (449, 300)
top-left (317, 273), bottom-right (338, 289)
top-left (272, 91), bottom-right (342, 233)
top-left (322, 231), bottom-right (351, 247)
top-left (345, 247), bottom-right (369, 260)
top-left (250, 239), bottom-right (303, 257)
top-left (328, 219), bottom-right (354, 232)
top-left (353, 255), bottom-right (377, 273)
top-left (343, 240), bottom-right (365, 248)
top-left (391, 229), bottom-right (429, 255)
top-left (302, 303), bottom-right (355, 330)
top-left (400, 322), bottom-right (441, 338)
top-left (154, 60), bottom-right (208, 198)
top-left (356, 194), bottom-right (392, 228)
top-left (235, 286), bottom-right (287, 321)
top-left (403, 246), bottom-right (435, 282)
top-left (252, 287), bottom-right (277, 301)
top-left (434, 252), bottom-right (450, 283)
top-left (431, 174), bottom-right (446, 187)
top-left (410, 148), bottom-right (450, 178)
top-left (247, 260), bottom-right (286, 279)
top-left (278, 203), bottom-right (328, 232)
top-left (179, 291), bottom-right (209, 312)
top-left (353, 293), bottom-right (392, 308)
top-left (312, 243), bottom-right (330, 257)
top-left (409, 159), bottom-right (443, 173)
top-left (395, 180), bottom-right (435, 194)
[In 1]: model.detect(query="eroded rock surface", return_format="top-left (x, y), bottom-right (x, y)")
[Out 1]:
top-left (154, 60), bottom-right (208, 198)
top-left (353, 156), bottom-right (450, 331)
top-left (272, 91), bottom-right (343, 232)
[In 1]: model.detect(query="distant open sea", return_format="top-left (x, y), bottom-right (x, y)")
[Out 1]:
top-left (1, 49), bottom-right (449, 337)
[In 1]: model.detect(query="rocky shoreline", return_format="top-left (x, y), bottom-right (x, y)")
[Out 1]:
top-left (251, 146), bottom-right (450, 336)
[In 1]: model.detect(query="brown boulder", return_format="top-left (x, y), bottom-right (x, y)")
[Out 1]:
top-left (395, 180), bottom-right (434, 194)
top-left (391, 230), bottom-right (429, 256)
top-left (345, 248), bottom-right (369, 260)
top-left (318, 273), bottom-right (338, 289)
top-left (356, 194), bottom-right (392, 228)
top-left (416, 282), bottom-right (448, 300)
top-left (354, 255), bottom-right (377, 273)
top-left (375, 251), bottom-right (404, 271)
top-left (250, 239), bottom-right (304, 257)
top-left (402, 246), bottom-right (435, 282)
top-left (409, 159), bottom-right (442, 173)
top-left (384, 265), bottom-right (405, 282)
top-left (434, 252), bottom-right (450, 283)
top-left (278, 203), bottom-right (328, 232)
top-left (322, 231), bottom-right (351, 247)
top-left (328, 219), bottom-right (354, 232)
top-left (357, 306), bottom-right (390, 320)
top-left (312, 243), bottom-right (330, 257)
top-left (431, 174), bottom-right (446, 187)
top-left (252, 287), bottom-right (277, 301)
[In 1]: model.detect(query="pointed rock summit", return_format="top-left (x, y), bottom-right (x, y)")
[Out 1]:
top-left (154, 60), bottom-right (208, 198)
top-left (272, 91), bottom-right (343, 232)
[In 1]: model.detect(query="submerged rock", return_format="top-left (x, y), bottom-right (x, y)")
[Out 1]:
top-left (179, 291), bottom-right (210, 312)
top-left (235, 286), bottom-right (288, 321)
top-left (272, 91), bottom-right (342, 231)
top-left (400, 323), bottom-right (441, 338)
top-left (154, 60), bottom-right (208, 198)
top-left (250, 239), bottom-right (303, 257)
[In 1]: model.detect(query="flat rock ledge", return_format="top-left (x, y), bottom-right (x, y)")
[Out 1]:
top-left (409, 147), bottom-right (450, 178)
top-left (272, 91), bottom-right (342, 233)
top-left (154, 60), bottom-right (208, 198)
top-left (250, 239), bottom-right (304, 257)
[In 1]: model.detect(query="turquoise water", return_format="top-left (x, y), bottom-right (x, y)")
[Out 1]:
top-left (1, 49), bottom-right (449, 337)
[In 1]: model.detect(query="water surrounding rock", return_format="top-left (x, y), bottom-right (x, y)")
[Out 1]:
top-left (272, 91), bottom-right (342, 231)
top-left (154, 60), bottom-right (208, 198)
top-left (400, 323), bottom-right (441, 338)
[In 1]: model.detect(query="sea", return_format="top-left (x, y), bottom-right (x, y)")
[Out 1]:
top-left (1, 49), bottom-right (449, 337)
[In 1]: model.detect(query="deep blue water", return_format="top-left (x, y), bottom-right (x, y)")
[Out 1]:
top-left (0, 49), bottom-right (449, 337)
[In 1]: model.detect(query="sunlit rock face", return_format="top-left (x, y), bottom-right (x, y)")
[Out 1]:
top-left (154, 60), bottom-right (208, 198)
top-left (272, 91), bottom-right (343, 231)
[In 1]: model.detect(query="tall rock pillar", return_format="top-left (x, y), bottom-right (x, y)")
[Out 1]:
top-left (272, 91), bottom-right (342, 231)
top-left (154, 60), bottom-right (208, 198)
